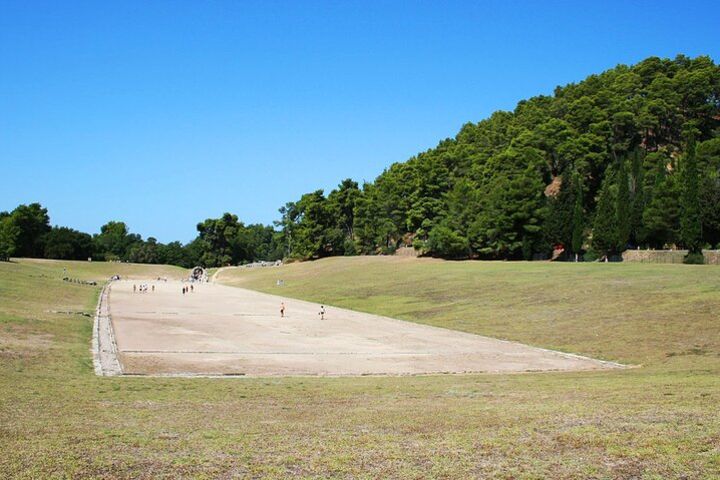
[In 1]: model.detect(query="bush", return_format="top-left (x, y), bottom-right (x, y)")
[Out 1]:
top-left (683, 252), bottom-right (705, 264)
top-left (343, 239), bottom-right (358, 256)
top-left (583, 249), bottom-right (600, 262)
top-left (425, 226), bottom-right (470, 259)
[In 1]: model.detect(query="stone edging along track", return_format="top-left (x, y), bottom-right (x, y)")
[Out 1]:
top-left (91, 283), bottom-right (123, 376)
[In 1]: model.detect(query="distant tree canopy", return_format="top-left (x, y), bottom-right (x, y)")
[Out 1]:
top-left (43, 227), bottom-right (93, 260)
top-left (0, 207), bottom-right (282, 268)
top-left (7, 203), bottom-right (51, 258)
top-left (94, 221), bottom-right (140, 261)
top-left (2, 55), bottom-right (719, 265)
top-left (196, 213), bottom-right (283, 267)
top-left (278, 55), bottom-right (720, 260)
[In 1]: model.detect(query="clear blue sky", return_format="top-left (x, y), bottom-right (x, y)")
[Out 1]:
top-left (2, 0), bottom-right (719, 243)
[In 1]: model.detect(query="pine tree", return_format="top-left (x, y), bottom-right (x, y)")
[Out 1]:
top-left (680, 134), bottom-right (702, 256)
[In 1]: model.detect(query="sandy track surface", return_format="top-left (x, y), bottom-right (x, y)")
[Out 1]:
top-left (108, 280), bottom-right (620, 376)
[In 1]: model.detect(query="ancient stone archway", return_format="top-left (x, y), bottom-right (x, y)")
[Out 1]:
top-left (190, 266), bottom-right (207, 282)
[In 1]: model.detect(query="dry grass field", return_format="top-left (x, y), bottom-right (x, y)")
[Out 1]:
top-left (1, 257), bottom-right (719, 479)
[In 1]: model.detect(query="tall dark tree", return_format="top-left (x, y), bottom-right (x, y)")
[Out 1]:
top-left (327, 179), bottom-right (361, 241)
top-left (629, 148), bottom-right (646, 245)
top-left (327, 179), bottom-right (362, 255)
top-left (697, 138), bottom-right (720, 246)
top-left (571, 173), bottom-right (585, 260)
top-left (468, 165), bottom-right (545, 259)
top-left (276, 202), bottom-right (299, 258)
top-left (8, 203), bottom-right (50, 258)
top-left (352, 183), bottom-right (399, 254)
top-left (616, 159), bottom-right (631, 251)
top-left (543, 177), bottom-right (575, 252)
top-left (642, 153), bottom-right (681, 249)
top-left (195, 214), bottom-right (238, 267)
top-left (680, 134), bottom-right (702, 254)
top-left (283, 190), bottom-right (337, 259)
top-left (94, 221), bottom-right (140, 260)
top-left (592, 169), bottom-right (619, 258)
top-left (0, 212), bottom-right (20, 261)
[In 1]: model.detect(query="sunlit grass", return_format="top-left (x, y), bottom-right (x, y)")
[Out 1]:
top-left (1, 257), bottom-right (719, 478)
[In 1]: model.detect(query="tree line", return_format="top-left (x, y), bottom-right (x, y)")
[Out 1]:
top-left (276, 55), bottom-right (720, 262)
top-left (2, 55), bottom-right (719, 266)
top-left (0, 205), bottom-right (283, 267)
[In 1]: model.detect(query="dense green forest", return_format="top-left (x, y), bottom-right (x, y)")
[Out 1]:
top-left (278, 55), bottom-right (720, 261)
top-left (2, 55), bottom-right (719, 266)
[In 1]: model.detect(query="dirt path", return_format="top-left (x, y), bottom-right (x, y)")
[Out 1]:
top-left (106, 280), bottom-right (622, 377)
top-left (211, 266), bottom-right (233, 283)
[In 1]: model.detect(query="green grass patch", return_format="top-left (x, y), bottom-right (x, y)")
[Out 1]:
top-left (1, 257), bottom-right (719, 478)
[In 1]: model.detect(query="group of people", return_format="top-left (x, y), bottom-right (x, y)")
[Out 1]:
top-left (133, 284), bottom-right (154, 293)
top-left (279, 302), bottom-right (326, 320)
top-left (131, 282), bottom-right (328, 320)
top-left (130, 282), bottom-right (196, 295)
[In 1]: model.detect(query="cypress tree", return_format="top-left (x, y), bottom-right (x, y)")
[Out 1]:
top-left (629, 148), bottom-right (645, 245)
top-left (571, 173), bottom-right (585, 261)
top-left (543, 177), bottom-right (574, 252)
top-left (592, 168), bottom-right (619, 259)
top-left (616, 159), bottom-right (631, 252)
top-left (681, 134), bottom-right (702, 256)
top-left (642, 174), bottom-right (681, 249)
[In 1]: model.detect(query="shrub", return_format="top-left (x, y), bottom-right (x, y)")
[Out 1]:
top-left (683, 252), bottom-right (705, 264)
top-left (425, 226), bottom-right (470, 259)
top-left (343, 239), bottom-right (358, 256)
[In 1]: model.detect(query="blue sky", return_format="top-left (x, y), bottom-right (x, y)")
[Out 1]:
top-left (2, 0), bottom-right (719, 242)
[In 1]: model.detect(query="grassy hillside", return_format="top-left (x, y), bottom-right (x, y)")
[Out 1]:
top-left (218, 256), bottom-right (720, 368)
top-left (1, 258), bottom-right (719, 478)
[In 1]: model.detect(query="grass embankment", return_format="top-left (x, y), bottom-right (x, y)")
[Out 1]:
top-left (1, 257), bottom-right (719, 479)
top-left (218, 256), bottom-right (720, 368)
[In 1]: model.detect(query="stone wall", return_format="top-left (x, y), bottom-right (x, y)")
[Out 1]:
top-left (622, 249), bottom-right (720, 265)
top-left (394, 246), bottom-right (420, 257)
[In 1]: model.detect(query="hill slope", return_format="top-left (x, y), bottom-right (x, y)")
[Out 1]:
top-left (277, 55), bottom-right (720, 261)
top-left (218, 256), bottom-right (720, 367)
